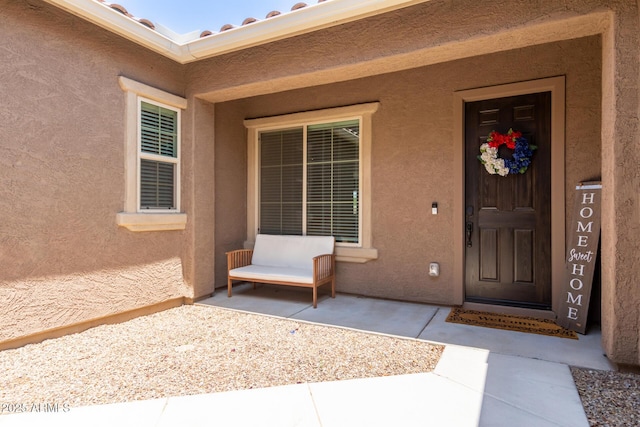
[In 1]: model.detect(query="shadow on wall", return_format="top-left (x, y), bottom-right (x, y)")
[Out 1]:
top-left (0, 257), bottom-right (190, 343)
top-left (1, 219), bottom-right (188, 279)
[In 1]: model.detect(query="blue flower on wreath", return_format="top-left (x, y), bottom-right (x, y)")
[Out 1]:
top-left (504, 136), bottom-right (535, 174)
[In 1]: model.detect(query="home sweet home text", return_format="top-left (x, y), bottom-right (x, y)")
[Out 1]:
top-left (557, 182), bottom-right (602, 334)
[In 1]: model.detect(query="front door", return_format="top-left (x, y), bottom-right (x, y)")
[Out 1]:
top-left (464, 92), bottom-right (552, 309)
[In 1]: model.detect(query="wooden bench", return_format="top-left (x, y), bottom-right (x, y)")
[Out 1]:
top-left (226, 234), bottom-right (336, 308)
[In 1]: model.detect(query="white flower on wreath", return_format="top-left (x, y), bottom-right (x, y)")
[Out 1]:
top-left (479, 143), bottom-right (509, 176)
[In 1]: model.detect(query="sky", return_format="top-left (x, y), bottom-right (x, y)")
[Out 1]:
top-left (119, 0), bottom-right (306, 34)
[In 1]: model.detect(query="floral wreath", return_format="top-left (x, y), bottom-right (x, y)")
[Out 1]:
top-left (478, 129), bottom-right (537, 176)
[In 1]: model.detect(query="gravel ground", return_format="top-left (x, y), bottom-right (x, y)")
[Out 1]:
top-left (0, 305), bottom-right (443, 410)
top-left (571, 367), bottom-right (640, 427)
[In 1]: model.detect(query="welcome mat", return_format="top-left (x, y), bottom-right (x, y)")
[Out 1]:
top-left (446, 307), bottom-right (578, 339)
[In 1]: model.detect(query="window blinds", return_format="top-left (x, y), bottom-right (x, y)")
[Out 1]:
top-left (259, 119), bottom-right (360, 243)
top-left (140, 160), bottom-right (174, 209)
top-left (140, 102), bottom-right (177, 158)
top-left (307, 120), bottom-right (359, 243)
top-left (139, 101), bottom-right (177, 209)
top-left (259, 128), bottom-right (303, 235)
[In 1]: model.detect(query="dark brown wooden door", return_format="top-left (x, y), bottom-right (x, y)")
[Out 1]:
top-left (464, 93), bottom-right (552, 309)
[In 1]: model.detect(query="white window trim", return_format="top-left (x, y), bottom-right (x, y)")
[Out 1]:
top-left (116, 76), bottom-right (188, 232)
top-left (244, 102), bottom-right (379, 262)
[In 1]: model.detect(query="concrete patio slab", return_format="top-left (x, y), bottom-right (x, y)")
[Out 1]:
top-left (478, 395), bottom-right (569, 427)
top-left (433, 345), bottom-right (490, 392)
top-left (431, 345), bottom-right (589, 426)
top-left (157, 383), bottom-right (320, 427)
top-left (199, 283), bottom-right (324, 318)
top-left (309, 372), bottom-right (484, 427)
top-left (291, 293), bottom-right (439, 337)
top-left (481, 353), bottom-right (589, 427)
top-left (419, 307), bottom-right (614, 371)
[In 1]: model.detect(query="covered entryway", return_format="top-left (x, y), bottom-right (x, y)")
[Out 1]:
top-left (464, 92), bottom-right (552, 309)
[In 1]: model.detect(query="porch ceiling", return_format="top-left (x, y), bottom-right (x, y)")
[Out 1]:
top-left (196, 11), bottom-right (610, 103)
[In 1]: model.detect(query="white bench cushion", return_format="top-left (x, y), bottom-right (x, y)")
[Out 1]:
top-left (229, 265), bottom-right (313, 284)
top-left (251, 234), bottom-right (335, 270)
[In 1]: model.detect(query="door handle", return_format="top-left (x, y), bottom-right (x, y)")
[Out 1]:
top-left (466, 222), bottom-right (474, 248)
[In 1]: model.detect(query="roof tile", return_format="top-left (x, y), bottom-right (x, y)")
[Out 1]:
top-left (136, 18), bottom-right (155, 30)
top-left (265, 10), bottom-right (282, 19)
top-left (241, 17), bottom-right (258, 26)
top-left (108, 3), bottom-right (131, 17)
top-left (219, 24), bottom-right (236, 32)
top-left (96, 0), bottom-right (332, 40)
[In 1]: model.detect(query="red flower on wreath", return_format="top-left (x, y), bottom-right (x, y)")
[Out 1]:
top-left (487, 129), bottom-right (522, 150)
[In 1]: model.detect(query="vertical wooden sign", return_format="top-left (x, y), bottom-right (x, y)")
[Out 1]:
top-left (557, 181), bottom-right (602, 334)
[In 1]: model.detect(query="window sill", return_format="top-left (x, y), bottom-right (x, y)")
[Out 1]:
top-left (335, 247), bottom-right (378, 263)
top-left (116, 212), bottom-right (187, 232)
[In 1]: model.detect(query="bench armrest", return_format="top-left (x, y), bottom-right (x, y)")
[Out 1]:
top-left (313, 253), bottom-right (335, 282)
top-left (227, 249), bottom-right (254, 271)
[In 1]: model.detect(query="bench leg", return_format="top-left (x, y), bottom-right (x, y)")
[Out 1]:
top-left (331, 276), bottom-right (336, 298)
top-left (313, 286), bottom-right (317, 309)
top-left (228, 278), bottom-right (232, 297)
top-left (252, 281), bottom-right (256, 290)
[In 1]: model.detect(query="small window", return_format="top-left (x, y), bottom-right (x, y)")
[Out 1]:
top-left (138, 100), bottom-right (179, 210)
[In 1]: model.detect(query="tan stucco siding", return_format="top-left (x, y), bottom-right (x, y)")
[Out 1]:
top-left (188, 0), bottom-right (610, 104)
top-left (598, 3), bottom-right (640, 366)
top-left (182, 98), bottom-right (217, 299)
top-left (210, 36), bottom-right (602, 305)
top-left (196, 0), bottom-right (640, 366)
top-left (0, 0), bottom-right (192, 342)
top-left (2, 0), bottom-right (638, 367)
top-left (211, 104), bottom-right (248, 293)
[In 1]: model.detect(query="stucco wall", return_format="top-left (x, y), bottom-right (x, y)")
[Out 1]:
top-left (210, 37), bottom-right (602, 304)
top-left (2, 0), bottom-right (638, 366)
top-left (598, 2), bottom-right (640, 367)
top-left (0, 0), bottom-right (192, 342)
top-left (196, 0), bottom-right (640, 366)
top-left (182, 98), bottom-right (217, 299)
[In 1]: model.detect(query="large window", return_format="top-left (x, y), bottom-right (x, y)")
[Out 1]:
top-left (259, 120), bottom-right (360, 244)
top-left (245, 103), bottom-right (379, 261)
top-left (117, 76), bottom-right (187, 232)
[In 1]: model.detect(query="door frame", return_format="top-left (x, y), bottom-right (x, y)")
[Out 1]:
top-left (453, 76), bottom-right (566, 317)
